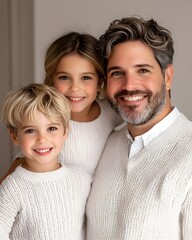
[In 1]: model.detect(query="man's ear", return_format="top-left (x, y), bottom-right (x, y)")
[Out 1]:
top-left (9, 130), bottom-right (19, 145)
top-left (165, 64), bottom-right (174, 91)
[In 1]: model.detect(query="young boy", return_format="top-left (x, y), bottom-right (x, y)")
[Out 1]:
top-left (0, 83), bottom-right (91, 240)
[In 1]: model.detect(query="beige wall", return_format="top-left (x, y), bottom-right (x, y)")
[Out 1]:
top-left (33, 0), bottom-right (192, 120)
top-left (0, 0), bottom-right (33, 177)
top-left (0, 0), bottom-right (192, 177)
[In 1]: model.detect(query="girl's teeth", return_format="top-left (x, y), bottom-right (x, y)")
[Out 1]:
top-left (69, 97), bottom-right (83, 101)
top-left (35, 149), bottom-right (50, 153)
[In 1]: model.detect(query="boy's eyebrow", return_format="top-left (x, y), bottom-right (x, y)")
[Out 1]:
top-left (21, 125), bottom-right (35, 130)
top-left (21, 123), bottom-right (62, 129)
top-left (48, 123), bottom-right (62, 126)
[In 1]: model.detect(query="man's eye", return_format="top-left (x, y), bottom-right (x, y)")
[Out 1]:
top-left (139, 68), bottom-right (149, 73)
top-left (110, 71), bottom-right (124, 78)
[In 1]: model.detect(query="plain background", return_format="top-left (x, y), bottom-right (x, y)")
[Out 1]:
top-left (0, 0), bottom-right (192, 177)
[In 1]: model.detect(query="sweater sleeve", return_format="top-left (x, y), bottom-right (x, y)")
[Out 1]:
top-left (181, 187), bottom-right (192, 240)
top-left (0, 178), bottom-right (20, 238)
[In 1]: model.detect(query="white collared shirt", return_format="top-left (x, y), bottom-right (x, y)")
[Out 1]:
top-left (127, 107), bottom-right (181, 159)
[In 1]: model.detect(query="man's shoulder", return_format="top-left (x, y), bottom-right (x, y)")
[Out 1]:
top-left (177, 113), bottom-right (192, 130)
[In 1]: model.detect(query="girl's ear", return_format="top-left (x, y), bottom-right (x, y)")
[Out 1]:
top-left (97, 80), bottom-right (106, 99)
top-left (97, 84), bottom-right (101, 92)
top-left (9, 130), bottom-right (19, 145)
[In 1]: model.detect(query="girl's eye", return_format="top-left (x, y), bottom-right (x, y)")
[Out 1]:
top-left (58, 75), bottom-right (70, 80)
top-left (82, 76), bottom-right (92, 80)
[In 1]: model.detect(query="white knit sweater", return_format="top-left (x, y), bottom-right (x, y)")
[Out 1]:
top-left (86, 114), bottom-right (192, 240)
top-left (0, 165), bottom-right (91, 240)
top-left (60, 99), bottom-right (123, 175)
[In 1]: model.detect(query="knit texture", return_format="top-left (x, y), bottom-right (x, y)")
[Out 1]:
top-left (86, 114), bottom-right (192, 240)
top-left (60, 99), bottom-right (123, 175)
top-left (0, 165), bottom-right (91, 240)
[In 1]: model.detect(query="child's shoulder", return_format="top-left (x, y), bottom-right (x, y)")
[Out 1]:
top-left (96, 98), bottom-right (113, 114)
top-left (96, 98), bottom-right (124, 126)
top-left (0, 167), bottom-right (20, 194)
top-left (63, 165), bottom-right (92, 182)
top-left (96, 98), bottom-right (110, 107)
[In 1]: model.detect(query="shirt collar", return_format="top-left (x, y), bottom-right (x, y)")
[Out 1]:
top-left (127, 107), bottom-right (181, 147)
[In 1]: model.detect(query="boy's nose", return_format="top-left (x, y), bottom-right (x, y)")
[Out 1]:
top-left (37, 133), bottom-right (47, 143)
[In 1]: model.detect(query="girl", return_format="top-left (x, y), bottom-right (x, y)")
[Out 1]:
top-left (44, 32), bottom-right (123, 175)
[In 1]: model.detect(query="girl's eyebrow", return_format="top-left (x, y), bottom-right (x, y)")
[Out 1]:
top-left (55, 71), bottom-right (96, 75)
top-left (81, 72), bottom-right (97, 75)
top-left (55, 71), bottom-right (68, 75)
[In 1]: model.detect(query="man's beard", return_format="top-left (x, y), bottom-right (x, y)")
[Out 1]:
top-left (108, 80), bottom-right (166, 126)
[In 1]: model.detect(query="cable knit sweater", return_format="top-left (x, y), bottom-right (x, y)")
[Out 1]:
top-left (0, 165), bottom-right (91, 240)
top-left (86, 114), bottom-right (192, 240)
top-left (60, 99), bottom-right (123, 175)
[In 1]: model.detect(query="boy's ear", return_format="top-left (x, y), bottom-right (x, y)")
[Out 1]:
top-left (9, 130), bottom-right (19, 145)
top-left (63, 126), bottom-right (69, 139)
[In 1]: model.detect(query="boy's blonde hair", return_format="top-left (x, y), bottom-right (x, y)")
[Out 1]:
top-left (3, 83), bottom-right (71, 135)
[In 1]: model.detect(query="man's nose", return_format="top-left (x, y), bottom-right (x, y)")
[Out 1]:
top-left (122, 73), bottom-right (136, 90)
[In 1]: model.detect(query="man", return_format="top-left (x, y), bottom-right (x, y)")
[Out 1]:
top-left (86, 17), bottom-right (192, 240)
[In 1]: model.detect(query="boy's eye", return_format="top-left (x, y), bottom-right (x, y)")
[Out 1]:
top-left (25, 129), bottom-right (35, 134)
top-left (48, 126), bottom-right (58, 131)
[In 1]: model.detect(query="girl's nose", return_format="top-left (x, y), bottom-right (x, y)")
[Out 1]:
top-left (70, 80), bottom-right (80, 91)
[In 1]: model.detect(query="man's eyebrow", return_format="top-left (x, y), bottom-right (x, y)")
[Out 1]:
top-left (107, 66), bottom-right (122, 73)
top-left (107, 64), bottom-right (154, 73)
top-left (135, 64), bottom-right (154, 68)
